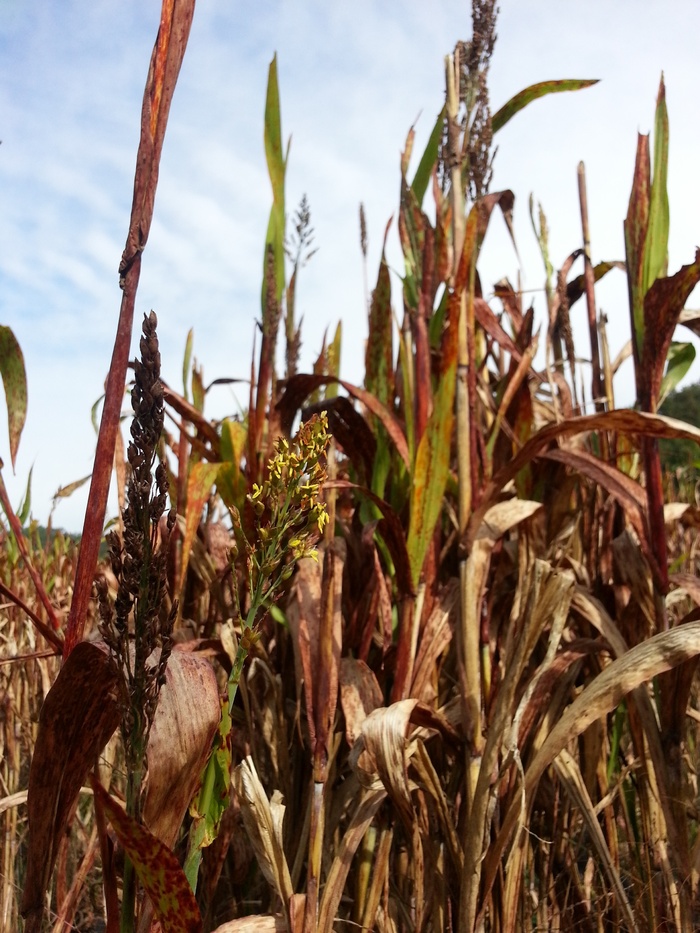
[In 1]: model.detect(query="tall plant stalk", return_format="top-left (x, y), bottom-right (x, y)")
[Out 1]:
top-left (96, 312), bottom-right (176, 932)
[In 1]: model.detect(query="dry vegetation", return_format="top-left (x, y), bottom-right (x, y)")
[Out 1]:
top-left (3, 1), bottom-right (700, 931)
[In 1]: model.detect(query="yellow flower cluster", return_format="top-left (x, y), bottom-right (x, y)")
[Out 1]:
top-left (240, 412), bottom-right (330, 613)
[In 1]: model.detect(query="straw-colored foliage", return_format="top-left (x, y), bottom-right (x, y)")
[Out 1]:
top-left (3, 2), bottom-right (700, 931)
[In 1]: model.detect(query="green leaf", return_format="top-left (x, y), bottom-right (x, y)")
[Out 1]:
top-left (182, 328), bottom-right (194, 402)
top-left (643, 74), bottom-right (670, 292)
top-left (263, 53), bottom-right (287, 309)
top-left (184, 699), bottom-right (233, 890)
top-left (220, 418), bottom-right (247, 465)
top-left (411, 106), bottom-right (446, 206)
top-left (191, 363), bottom-right (205, 414)
top-left (407, 369), bottom-right (455, 588)
top-left (492, 79), bottom-right (599, 134)
top-left (0, 325), bottom-right (27, 470)
top-left (217, 419), bottom-right (247, 508)
top-left (91, 777), bottom-right (202, 933)
top-left (17, 465), bottom-right (33, 526)
top-left (406, 293), bottom-right (459, 588)
top-left (659, 342), bottom-right (695, 408)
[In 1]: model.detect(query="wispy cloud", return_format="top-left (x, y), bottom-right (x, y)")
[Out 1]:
top-left (1, 1), bottom-right (699, 530)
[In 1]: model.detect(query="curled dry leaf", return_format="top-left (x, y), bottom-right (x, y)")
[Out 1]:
top-left (411, 581), bottom-right (457, 703)
top-left (350, 698), bottom-right (419, 829)
top-left (339, 657), bottom-right (383, 747)
top-left (232, 757), bottom-right (294, 919)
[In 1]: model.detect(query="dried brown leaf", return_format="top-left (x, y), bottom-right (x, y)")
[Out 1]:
top-left (317, 788), bottom-right (386, 933)
top-left (21, 642), bottom-right (121, 932)
top-left (350, 699), bottom-right (419, 829)
top-left (482, 621), bottom-right (700, 924)
top-left (339, 658), bottom-right (383, 748)
top-left (232, 757), bottom-right (294, 918)
top-left (143, 647), bottom-right (220, 847)
top-left (212, 918), bottom-right (286, 933)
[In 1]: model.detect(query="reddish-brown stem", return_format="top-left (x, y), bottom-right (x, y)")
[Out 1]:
top-left (0, 579), bottom-right (63, 653)
top-left (64, 267), bottom-right (141, 657)
top-left (63, 0), bottom-right (196, 656)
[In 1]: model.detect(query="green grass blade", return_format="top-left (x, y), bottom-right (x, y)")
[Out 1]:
top-left (492, 78), bottom-right (599, 134)
top-left (406, 296), bottom-right (458, 588)
top-left (659, 341), bottom-right (695, 407)
top-left (263, 53), bottom-right (287, 308)
top-left (182, 328), bottom-right (194, 402)
top-left (411, 106), bottom-right (446, 206)
top-left (643, 74), bottom-right (670, 292)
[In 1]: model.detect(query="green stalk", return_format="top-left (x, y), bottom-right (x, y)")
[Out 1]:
top-left (121, 730), bottom-right (146, 933)
top-left (185, 415), bottom-right (330, 893)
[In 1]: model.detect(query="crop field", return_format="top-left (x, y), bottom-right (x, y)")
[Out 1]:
top-left (3, 2), bottom-right (700, 931)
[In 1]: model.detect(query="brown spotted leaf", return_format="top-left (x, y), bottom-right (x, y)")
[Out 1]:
top-left (641, 248), bottom-right (700, 409)
top-left (21, 641), bottom-right (121, 933)
top-left (143, 647), bottom-right (221, 848)
top-left (91, 777), bottom-right (202, 933)
top-left (492, 79), bottom-right (599, 133)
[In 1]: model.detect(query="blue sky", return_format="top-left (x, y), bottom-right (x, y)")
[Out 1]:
top-left (1, 1), bottom-right (699, 532)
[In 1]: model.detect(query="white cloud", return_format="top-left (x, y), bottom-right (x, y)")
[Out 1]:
top-left (0, 1), bottom-right (699, 531)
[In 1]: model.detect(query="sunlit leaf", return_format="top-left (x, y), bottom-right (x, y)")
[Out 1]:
top-left (659, 341), bottom-right (695, 407)
top-left (327, 320), bottom-right (342, 399)
top-left (624, 133), bottom-right (651, 363)
top-left (183, 328), bottom-right (194, 402)
top-left (178, 462), bottom-right (222, 596)
top-left (407, 291), bottom-right (458, 588)
top-left (263, 53), bottom-right (287, 308)
top-left (16, 465), bottom-right (33, 526)
top-left (643, 74), bottom-right (670, 292)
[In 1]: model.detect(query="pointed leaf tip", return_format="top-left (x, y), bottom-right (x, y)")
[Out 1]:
top-left (0, 325), bottom-right (28, 470)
